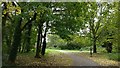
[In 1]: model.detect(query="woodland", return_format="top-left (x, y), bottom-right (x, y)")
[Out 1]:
top-left (1, 2), bottom-right (120, 67)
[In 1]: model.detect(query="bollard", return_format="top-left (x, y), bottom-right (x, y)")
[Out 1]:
top-left (90, 47), bottom-right (92, 57)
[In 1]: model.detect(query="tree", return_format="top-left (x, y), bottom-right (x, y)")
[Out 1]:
top-left (85, 2), bottom-right (117, 53)
top-left (2, 2), bottom-right (17, 54)
top-left (1, 2), bottom-right (23, 62)
top-left (35, 22), bottom-right (43, 58)
top-left (8, 16), bottom-right (22, 62)
top-left (7, 2), bottom-right (37, 62)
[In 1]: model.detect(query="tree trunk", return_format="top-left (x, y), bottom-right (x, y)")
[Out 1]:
top-left (5, 36), bottom-right (11, 53)
top-left (41, 32), bottom-right (46, 56)
top-left (2, 14), bottom-right (7, 40)
top-left (21, 12), bottom-right (37, 53)
top-left (41, 22), bottom-right (48, 56)
top-left (8, 17), bottom-right (22, 63)
top-left (40, 28), bottom-right (42, 53)
top-left (93, 37), bottom-right (97, 53)
top-left (35, 24), bottom-right (42, 58)
top-left (25, 23), bottom-right (32, 52)
top-left (2, 2), bottom-right (8, 49)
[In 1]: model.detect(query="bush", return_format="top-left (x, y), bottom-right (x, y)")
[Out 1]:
top-left (59, 42), bottom-right (81, 50)
top-left (80, 47), bottom-right (90, 51)
top-left (68, 42), bottom-right (81, 50)
top-left (59, 45), bottom-right (67, 50)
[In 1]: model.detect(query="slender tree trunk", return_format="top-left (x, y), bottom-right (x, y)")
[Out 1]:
top-left (5, 36), bottom-right (11, 53)
top-left (25, 23), bottom-right (32, 52)
top-left (21, 12), bottom-right (37, 53)
top-left (2, 14), bottom-right (7, 40)
top-left (93, 37), bottom-right (97, 53)
top-left (8, 17), bottom-right (22, 63)
top-left (41, 31), bottom-right (46, 56)
top-left (35, 24), bottom-right (42, 58)
top-left (41, 22), bottom-right (48, 56)
top-left (39, 27), bottom-right (42, 53)
top-left (2, 2), bottom-right (7, 48)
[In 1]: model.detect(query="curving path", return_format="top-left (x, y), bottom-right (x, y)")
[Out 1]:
top-left (57, 50), bottom-right (100, 66)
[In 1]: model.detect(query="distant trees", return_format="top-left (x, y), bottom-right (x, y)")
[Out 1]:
top-left (47, 34), bottom-right (67, 48)
top-left (47, 34), bottom-right (91, 50)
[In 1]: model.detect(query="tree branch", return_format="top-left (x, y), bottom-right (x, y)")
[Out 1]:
top-left (21, 12), bottom-right (37, 31)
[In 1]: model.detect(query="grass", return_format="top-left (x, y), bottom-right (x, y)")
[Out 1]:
top-left (108, 53), bottom-right (120, 61)
top-left (2, 49), bottom-right (72, 66)
top-left (60, 50), bottom-right (80, 52)
top-left (45, 49), bottom-right (72, 66)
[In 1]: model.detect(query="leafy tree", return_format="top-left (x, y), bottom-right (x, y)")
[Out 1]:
top-left (83, 2), bottom-right (117, 53)
top-left (7, 2), bottom-right (37, 62)
top-left (8, 16), bottom-right (22, 63)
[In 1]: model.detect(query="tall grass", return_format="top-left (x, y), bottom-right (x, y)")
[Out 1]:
top-left (107, 53), bottom-right (120, 61)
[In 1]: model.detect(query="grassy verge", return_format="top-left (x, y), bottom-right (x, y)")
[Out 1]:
top-left (44, 49), bottom-right (72, 66)
top-left (3, 49), bottom-right (72, 66)
top-left (73, 51), bottom-right (119, 66)
top-left (59, 50), bottom-right (80, 52)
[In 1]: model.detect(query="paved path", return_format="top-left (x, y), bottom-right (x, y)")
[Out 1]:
top-left (57, 50), bottom-right (100, 66)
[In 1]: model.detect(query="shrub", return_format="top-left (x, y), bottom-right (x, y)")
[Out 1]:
top-left (59, 42), bottom-right (81, 50)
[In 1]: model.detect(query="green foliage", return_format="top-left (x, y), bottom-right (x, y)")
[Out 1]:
top-left (108, 53), bottom-right (120, 61)
top-left (66, 42), bottom-right (81, 50)
top-left (65, 35), bottom-right (91, 50)
top-left (50, 3), bottom-right (89, 40)
top-left (47, 34), bottom-right (92, 50)
top-left (47, 34), bottom-right (67, 49)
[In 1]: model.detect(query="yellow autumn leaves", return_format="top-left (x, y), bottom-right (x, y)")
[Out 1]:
top-left (3, 2), bottom-right (21, 16)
